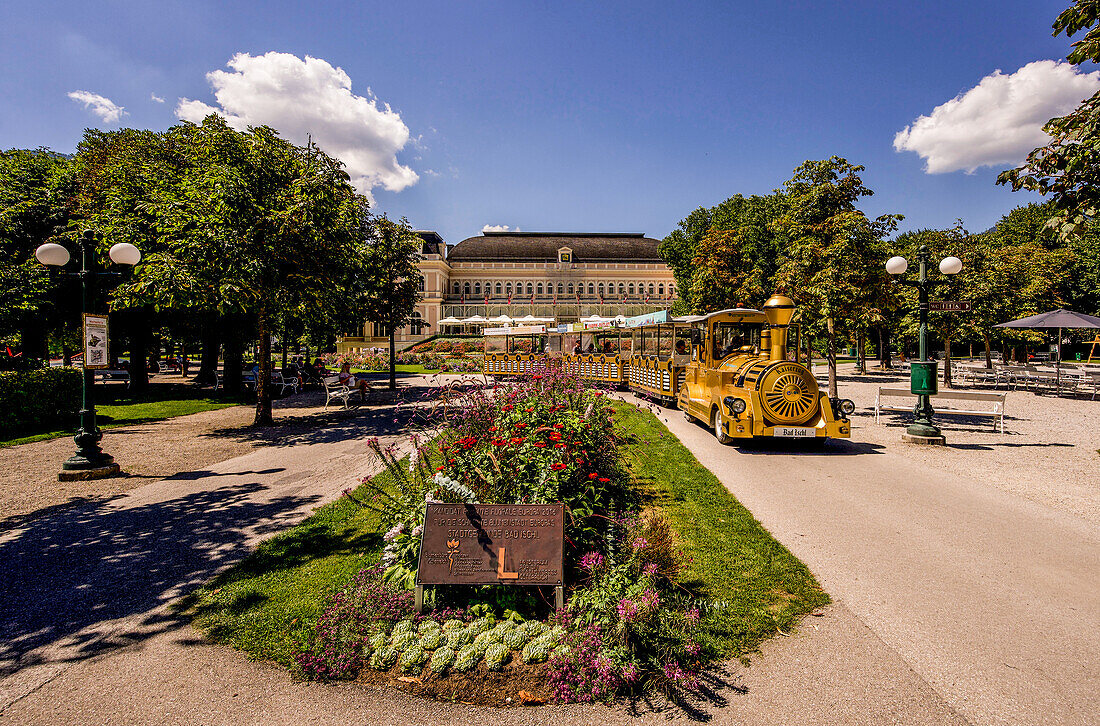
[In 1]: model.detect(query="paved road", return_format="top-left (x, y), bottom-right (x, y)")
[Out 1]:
top-left (650, 399), bottom-right (1100, 726)
top-left (0, 404), bottom-right (415, 714)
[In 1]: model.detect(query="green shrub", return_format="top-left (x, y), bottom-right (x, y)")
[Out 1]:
top-left (419, 629), bottom-right (445, 650)
top-left (0, 367), bottom-right (81, 439)
top-left (399, 645), bottom-right (426, 673)
top-left (430, 646), bottom-right (456, 674)
top-left (502, 628), bottom-right (529, 650)
top-left (453, 644), bottom-right (480, 672)
top-left (521, 639), bottom-right (550, 664)
top-left (370, 646), bottom-right (399, 670)
top-left (484, 643), bottom-right (509, 671)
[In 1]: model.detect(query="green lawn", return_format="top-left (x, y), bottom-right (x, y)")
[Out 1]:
top-left (181, 404), bottom-right (828, 669)
top-left (1, 391), bottom-right (243, 447)
top-left (351, 364), bottom-right (440, 375)
top-left (612, 402), bottom-right (828, 655)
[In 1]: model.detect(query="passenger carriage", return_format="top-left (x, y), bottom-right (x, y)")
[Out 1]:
top-left (482, 325), bottom-right (549, 377)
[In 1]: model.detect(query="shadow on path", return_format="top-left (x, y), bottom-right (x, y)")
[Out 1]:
top-left (0, 480), bottom-right (322, 678)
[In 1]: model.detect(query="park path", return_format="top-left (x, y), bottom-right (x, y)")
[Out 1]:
top-left (648, 397), bottom-right (1100, 726)
top-left (0, 379), bottom-right (970, 725)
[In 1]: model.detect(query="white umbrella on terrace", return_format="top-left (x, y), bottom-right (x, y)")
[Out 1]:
top-left (438, 316), bottom-right (463, 328)
top-left (462, 315), bottom-right (489, 325)
top-left (488, 314), bottom-right (513, 325)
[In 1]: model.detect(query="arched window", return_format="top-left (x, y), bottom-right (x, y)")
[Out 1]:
top-left (505, 283), bottom-right (512, 295)
top-left (669, 286), bottom-right (675, 297)
top-left (567, 283), bottom-right (574, 295)
top-left (463, 282), bottom-right (470, 294)
top-left (658, 283), bottom-right (664, 296)
top-left (452, 282), bottom-right (460, 294)
top-left (557, 283), bottom-right (564, 295)
top-left (618, 283), bottom-right (625, 295)
top-left (473, 282), bottom-right (481, 295)
top-left (537, 283), bottom-right (544, 296)
top-left (598, 283), bottom-right (604, 295)
top-left (628, 283), bottom-right (635, 295)
top-left (648, 283), bottom-right (655, 295)
top-left (526, 282), bottom-right (533, 296)
top-left (495, 282), bottom-right (502, 295)
top-left (588, 283), bottom-right (594, 296)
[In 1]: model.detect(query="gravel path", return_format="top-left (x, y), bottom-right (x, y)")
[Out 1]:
top-left (833, 365), bottom-right (1100, 525)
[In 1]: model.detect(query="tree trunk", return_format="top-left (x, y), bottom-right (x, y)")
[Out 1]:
top-left (943, 336), bottom-right (954, 388)
top-left (389, 326), bottom-right (397, 391)
top-left (856, 332), bottom-right (866, 374)
top-left (879, 327), bottom-right (893, 369)
top-left (128, 308), bottom-right (150, 395)
top-left (222, 316), bottom-right (245, 394)
top-left (62, 342), bottom-right (74, 367)
top-left (197, 313), bottom-right (220, 385)
top-left (826, 317), bottom-right (838, 399)
top-left (255, 307), bottom-right (274, 426)
top-left (281, 327), bottom-right (288, 371)
top-left (982, 332), bottom-right (993, 369)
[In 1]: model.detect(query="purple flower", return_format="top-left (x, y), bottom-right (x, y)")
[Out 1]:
top-left (579, 551), bottom-right (605, 572)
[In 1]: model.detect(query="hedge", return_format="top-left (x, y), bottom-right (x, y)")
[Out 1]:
top-left (0, 367), bottom-right (82, 440)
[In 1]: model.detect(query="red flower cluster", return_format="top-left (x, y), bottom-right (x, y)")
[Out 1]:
top-left (552, 462), bottom-right (567, 471)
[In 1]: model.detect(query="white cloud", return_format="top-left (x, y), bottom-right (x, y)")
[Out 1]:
top-left (482, 224), bottom-right (521, 233)
top-left (894, 60), bottom-right (1100, 174)
top-left (151, 93), bottom-right (165, 103)
top-left (176, 51), bottom-right (418, 197)
top-left (67, 90), bottom-right (126, 123)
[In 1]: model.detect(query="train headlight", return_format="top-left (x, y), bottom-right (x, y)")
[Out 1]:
top-left (724, 396), bottom-right (746, 416)
top-left (840, 399), bottom-right (856, 416)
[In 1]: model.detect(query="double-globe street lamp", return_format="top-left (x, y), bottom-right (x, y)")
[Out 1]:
top-left (35, 230), bottom-right (141, 480)
top-left (885, 244), bottom-right (962, 443)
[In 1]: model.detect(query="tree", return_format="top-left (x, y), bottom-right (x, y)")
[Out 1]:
top-left (0, 149), bottom-right (75, 358)
top-left (772, 157), bottom-right (900, 397)
top-left (106, 116), bottom-right (370, 424)
top-left (997, 2), bottom-right (1100, 236)
top-left (360, 215), bottom-right (424, 391)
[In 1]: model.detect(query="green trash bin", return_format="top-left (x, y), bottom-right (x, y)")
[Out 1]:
top-left (910, 361), bottom-right (938, 396)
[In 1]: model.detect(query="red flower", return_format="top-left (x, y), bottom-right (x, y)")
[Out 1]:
top-left (502, 404), bottom-right (514, 412)
top-left (588, 473), bottom-right (598, 479)
top-left (534, 442), bottom-right (547, 448)
top-left (593, 391), bottom-right (604, 397)
top-left (552, 463), bottom-right (566, 471)
top-left (525, 407), bottom-right (534, 412)
top-left (436, 465), bottom-right (445, 471)
top-left (488, 426), bottom-right (497, 432)
top-left (576, 459), bottom-right (584, 464)
top-left (599, 477), bottom-right (610, 483)
top-left (448, 458), bottom-right (456, 463)
top-left (552, 423), bottom-right (564, 429)
top-left (510, 437), bottom-right (524, 445)
top-left (554, 443), bottom-right (566, 449)
top-left (515, 422), bottom-right (527, 428)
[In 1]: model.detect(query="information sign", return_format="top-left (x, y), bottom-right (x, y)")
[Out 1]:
top-left (929, 301), bottom-right (971, 312)
top-left (415, 503), bottom-right (564, 586)
top-left (83, 314), bottom-right (109, 369)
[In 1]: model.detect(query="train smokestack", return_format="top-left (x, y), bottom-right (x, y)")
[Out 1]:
top-left (763, 295), bottom-right (795, 361)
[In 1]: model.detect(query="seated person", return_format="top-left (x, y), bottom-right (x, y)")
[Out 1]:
top-left (585, 343), bottom-right (595, 354)
top-left (572, 342), bottom-right (582, 355)
top-left (601, 340), bottom-right (615, 355)
top-left (675, 339), bottom-right (688, 355)
top-left (338, 361), bottom-right (370, 401)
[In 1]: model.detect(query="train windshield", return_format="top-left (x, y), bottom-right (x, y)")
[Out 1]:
top-left (712, 322), bottom-right (762, 361)
top-left (485, 336), bottom-right (507, 354)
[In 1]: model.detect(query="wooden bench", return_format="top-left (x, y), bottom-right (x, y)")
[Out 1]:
top-left (94, 369), bottom-right (131, 388)
top-left (874, 387), bottom-right (1007, 433)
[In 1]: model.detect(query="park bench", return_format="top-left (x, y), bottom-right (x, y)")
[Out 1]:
top-left (322, 375), bottom-right (357, 410)
top-left (874, 386), bottom-right (1007, 433)
top-left (94, 369), bottom-right (131, 388)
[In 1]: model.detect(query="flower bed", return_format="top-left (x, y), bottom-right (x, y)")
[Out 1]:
top-left (292, 370), bottom-right (714, 702)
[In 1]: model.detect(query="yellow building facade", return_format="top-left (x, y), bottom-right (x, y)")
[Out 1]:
top-left (338, 231), bottom-right (677, 352)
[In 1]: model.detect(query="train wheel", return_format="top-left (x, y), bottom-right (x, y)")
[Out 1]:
top-left (712, 409), bottom-right (732, 445)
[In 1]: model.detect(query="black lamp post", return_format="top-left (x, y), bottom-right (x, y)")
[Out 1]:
top-left (36, 230), bottom-right (141, 480)
top-left (886, 244), bottom-right (962, 443)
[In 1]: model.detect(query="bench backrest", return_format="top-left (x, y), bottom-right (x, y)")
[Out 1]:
top-left (323, 375), bottom-right (343, 388)
top-left (877, 387), bottom-right (1004, 402)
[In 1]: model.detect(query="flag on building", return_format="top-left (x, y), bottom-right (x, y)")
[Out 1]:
top-left (507, 292), bottom-right (513, 305)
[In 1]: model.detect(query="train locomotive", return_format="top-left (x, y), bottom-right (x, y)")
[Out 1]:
top-left (676, 295), bottom-right (853, 444)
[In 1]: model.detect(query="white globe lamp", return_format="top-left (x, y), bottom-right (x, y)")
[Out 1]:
top-left (885, 256), bottom-right (908, 275)
top-left (939, 256), bottom-right (962, 275)
top-left (108, 243), bottom-right (142, 266)
top-left (35, 243), bottom-right (71, 267)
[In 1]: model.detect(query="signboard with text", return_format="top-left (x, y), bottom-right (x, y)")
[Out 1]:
top-left (415, 503), bottom-right (564, 586)
top-left (82, 314), bottom-right (109, 369)
top-left (929, 301), bottom-right (971, 312)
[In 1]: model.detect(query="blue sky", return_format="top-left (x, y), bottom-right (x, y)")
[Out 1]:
top-left (0, 1), bottom-right (1086, 244)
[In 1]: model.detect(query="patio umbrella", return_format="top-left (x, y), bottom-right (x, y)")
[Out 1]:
top-left (438, 316), bottom-right (462, 328)
top-left (488, 314), bottom-right (513, 325)
top-left (994, 309), bottom-right (1100, 387)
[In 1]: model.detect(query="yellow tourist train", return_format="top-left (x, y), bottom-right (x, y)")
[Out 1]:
top-left (623, 310), bottom-right (693, 405)
top-left (482, 325), bottom-right (549, 377)
top-left (549, 321), bottom-right (630, 387)
top-left (482, 294), bottom-right (853, 444)
top-left (676, 295), bottom-right (853, 444)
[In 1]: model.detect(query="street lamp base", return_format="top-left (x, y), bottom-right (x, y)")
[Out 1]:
top-left (58, 462), bottom-right (121, 481)
top-left (901, 432), bottom-right (946, 446)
